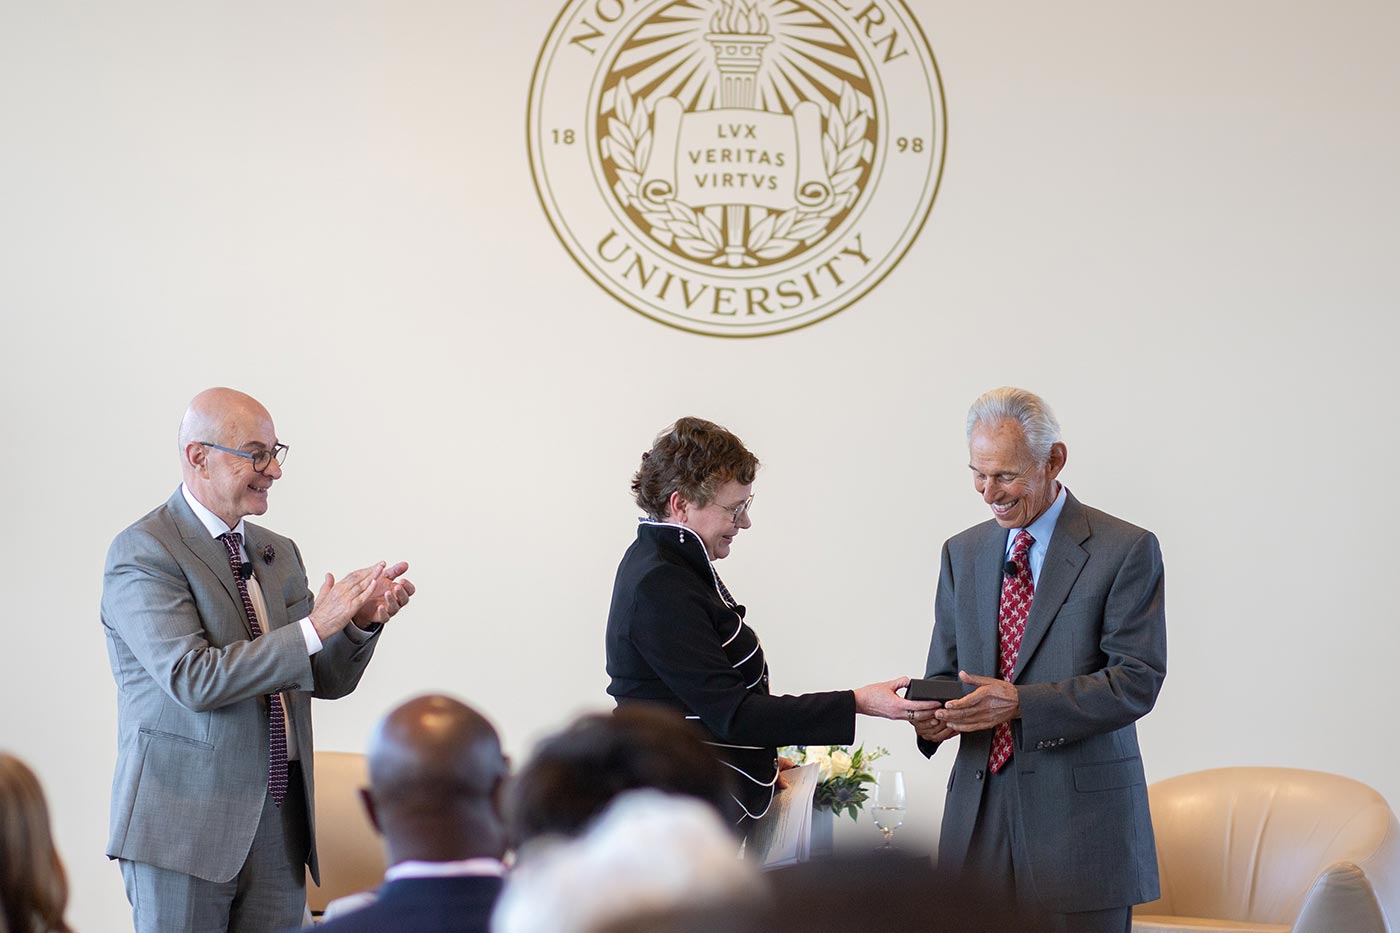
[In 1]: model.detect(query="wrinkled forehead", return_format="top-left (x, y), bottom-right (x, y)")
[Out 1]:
top-left (969, 420), bottom-right (1035, 468)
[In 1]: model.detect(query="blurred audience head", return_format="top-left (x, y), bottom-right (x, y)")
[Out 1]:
top-left (0, 753), bottom-right (71, 933)
top-left (507, 706), bottom-right (732, 850)
top-left (592, 850), bottom-right (994, 933)
top-left (492, 790), bottom-right (763, 933)
top-left (362, 694), bottom-right (509, 865)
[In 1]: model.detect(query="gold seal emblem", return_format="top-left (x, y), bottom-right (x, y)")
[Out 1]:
top-left (529, 0), bottom-right (946, 337)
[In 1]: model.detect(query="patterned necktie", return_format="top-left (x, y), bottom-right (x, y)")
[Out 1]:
top-left (218, 532), bottom-right (289, 806)
top-left (989, 530), bottom-right (1035, 775)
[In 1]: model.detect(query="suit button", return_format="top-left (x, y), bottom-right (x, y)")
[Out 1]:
top-left (975, 769), bottom-right (984, 780)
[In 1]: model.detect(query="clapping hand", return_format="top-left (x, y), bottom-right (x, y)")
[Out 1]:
top-left (354, 561), bottom-right (416, 627)
top-left (308, 563), bottom-right (385, 640)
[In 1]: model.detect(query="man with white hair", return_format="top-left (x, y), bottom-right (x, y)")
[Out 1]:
top-left (102, 387), bottom-right (415, 933)
top-left (911, 387), bottom-right (1167, 933)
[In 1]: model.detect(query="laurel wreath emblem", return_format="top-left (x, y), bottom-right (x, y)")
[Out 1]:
top-left (602, 77), bottom-right (872, 267)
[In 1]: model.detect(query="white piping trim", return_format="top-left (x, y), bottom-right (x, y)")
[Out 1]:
top-left (639, 519), bottom-right (741, 610)
top-left (732, 643), bottom-right (759, 668)
top-left (703, 739), bottom-right (765, 751)
top-left (718, 759), bottom-right (780, 787)
top-left (721, 619), bottom-right (744, 647)
top-left (732, 785), bottom-right (776, 822)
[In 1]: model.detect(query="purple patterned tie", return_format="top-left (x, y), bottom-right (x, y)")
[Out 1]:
top-left (219, 532), bottom-right (289, 806)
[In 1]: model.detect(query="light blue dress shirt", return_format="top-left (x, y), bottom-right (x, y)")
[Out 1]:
top-left (1003, 484), bottom-right (1068, 586)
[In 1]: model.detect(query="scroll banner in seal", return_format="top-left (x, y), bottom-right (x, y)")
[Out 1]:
top-left (641, 98), bottom-right (831, 213)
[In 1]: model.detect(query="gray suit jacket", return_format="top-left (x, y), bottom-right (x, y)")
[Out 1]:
top-left (921, 490), bottom-right (1167, 914)
top-left (101, 488), bottom-right (380, 884)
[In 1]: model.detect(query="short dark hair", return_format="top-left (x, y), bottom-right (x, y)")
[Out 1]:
top-left (632, 417), bottom-right (759, 521)
top-left (507, 707), bottom-right (733, 847)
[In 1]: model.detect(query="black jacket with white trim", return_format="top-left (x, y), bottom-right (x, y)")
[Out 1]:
top-left (605, 520), bottom-right (855, 824)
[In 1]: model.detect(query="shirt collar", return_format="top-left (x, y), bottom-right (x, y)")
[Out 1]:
top-left (384, 858), bottom-right (507, 882)
top-left (1004, 483), bottom-right (1068, 555)
top-left (181, 483), bottom-right (247, 540)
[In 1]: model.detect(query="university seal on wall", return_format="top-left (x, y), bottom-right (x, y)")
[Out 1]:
top-left (528, 0), bottom-right (946, 337)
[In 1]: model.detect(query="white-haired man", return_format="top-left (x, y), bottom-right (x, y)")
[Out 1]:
top-left (912, 387), bottom-right (1167, 933)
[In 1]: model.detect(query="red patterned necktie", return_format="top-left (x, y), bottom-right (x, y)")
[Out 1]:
top-left (219, 532), bottom-right (289, 806)
top-left (989, 530), bottom-right (1035, 775)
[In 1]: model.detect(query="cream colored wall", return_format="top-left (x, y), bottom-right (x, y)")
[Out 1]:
top-left (1, 2), bottom-right (1396, 929)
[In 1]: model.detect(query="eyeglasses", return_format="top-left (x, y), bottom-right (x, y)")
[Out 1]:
top-left (715, 494), bottom-right (755, 525)
top-left (199, 441), bottom-right (289, 474)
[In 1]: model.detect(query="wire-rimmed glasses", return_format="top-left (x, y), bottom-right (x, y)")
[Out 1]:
top-left (715, 494), bottom-right (755, 525)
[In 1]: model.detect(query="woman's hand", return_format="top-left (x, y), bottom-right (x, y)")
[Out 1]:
top-left (776, 755), bottom-right (798, 790)
top-left (853, 676), bottom-right (945, 721)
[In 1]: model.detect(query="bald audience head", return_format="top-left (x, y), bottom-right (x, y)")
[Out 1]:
top-left (362, 695), bottom-right (509, 865)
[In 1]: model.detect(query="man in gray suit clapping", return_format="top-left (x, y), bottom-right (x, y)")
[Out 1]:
top-left (912, 387), bottom-right (1167, 933)
top-left (101, 387), bottom-right (415, 933)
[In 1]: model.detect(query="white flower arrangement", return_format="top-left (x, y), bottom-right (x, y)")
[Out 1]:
top-left (778, 744), bottom-right (888, 820)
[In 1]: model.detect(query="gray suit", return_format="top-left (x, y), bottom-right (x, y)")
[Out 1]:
top-left (102, 488), bottom-right (379, 890)
top-left (921, 490), bottom-right (1166, 916)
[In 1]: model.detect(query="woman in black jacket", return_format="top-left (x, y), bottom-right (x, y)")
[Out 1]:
top-left (605, 417), bottom-right (936, 827)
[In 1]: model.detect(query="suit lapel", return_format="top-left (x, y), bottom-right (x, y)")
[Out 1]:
top-left (1012, 492), bottom-right (1089, 682)
top-left (973, 523), bottom-right (1007, 678)
top-left (166, 488), bottom-right (254, 638)
top-left (243, 524), bottom-right (289, 632)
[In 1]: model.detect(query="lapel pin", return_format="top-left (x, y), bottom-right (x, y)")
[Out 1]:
top-left (262, 544), bottom-right (276, 564)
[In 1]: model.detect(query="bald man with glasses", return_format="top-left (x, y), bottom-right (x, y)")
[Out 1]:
top-left (101, 387), bottom-right (416, 933)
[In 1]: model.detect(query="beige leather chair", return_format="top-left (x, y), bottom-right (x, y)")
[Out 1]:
top-left (1134, 767), bottom-right (1400, 932)
top-left (305, 750), bottom-right (386, 917)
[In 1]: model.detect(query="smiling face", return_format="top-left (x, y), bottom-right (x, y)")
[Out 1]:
top-left (667, 479), bottom-right (754, 560)
top-left (968, 418), bottom-right (1066, 529)
top-left (181, 390), bottom-right (282, 528)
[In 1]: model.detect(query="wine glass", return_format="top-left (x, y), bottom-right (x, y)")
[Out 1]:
top-left (870, 769), bottom-right (907, 851)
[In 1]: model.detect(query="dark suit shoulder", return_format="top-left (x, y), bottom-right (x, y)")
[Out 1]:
top-left (312, 876), bottom-right (502, 933)
top-left (1070, 495), bottom-right (1158, 551)
top-left (944, 517), bottom-right (1005, 555)
top-left (1077, 501), bottom-right (1152, 538)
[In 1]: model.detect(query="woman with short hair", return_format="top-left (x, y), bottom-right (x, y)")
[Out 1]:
top-left (605, 417), bottom-right (935, 828)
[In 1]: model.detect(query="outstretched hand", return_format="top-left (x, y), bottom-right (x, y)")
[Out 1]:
top-left (353, 560), bottom-right (416, 627)
top-left (309, 563), bottom-right (385, 640)
top-left (854, 676), bottom-right (945, 721)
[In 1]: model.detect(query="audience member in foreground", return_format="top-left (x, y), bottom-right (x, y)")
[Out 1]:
top-left (491, 791), bottom-right (763, 933)
top-left (309, 694), bottom-right (509, 933)
top-left (0, 753), bottom-right (72, 933)
top-left (606, 416), bottom-right (938, 828)
top-left (594, 849), bottom-right (1006, 933)
top-left (913, 387), bottom-right (1168, 932)
top-left (506, 706), bottom-right (733, 855)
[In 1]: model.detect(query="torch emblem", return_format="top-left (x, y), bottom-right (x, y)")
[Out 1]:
top-left (529, 0), bottom-right (945, 337)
